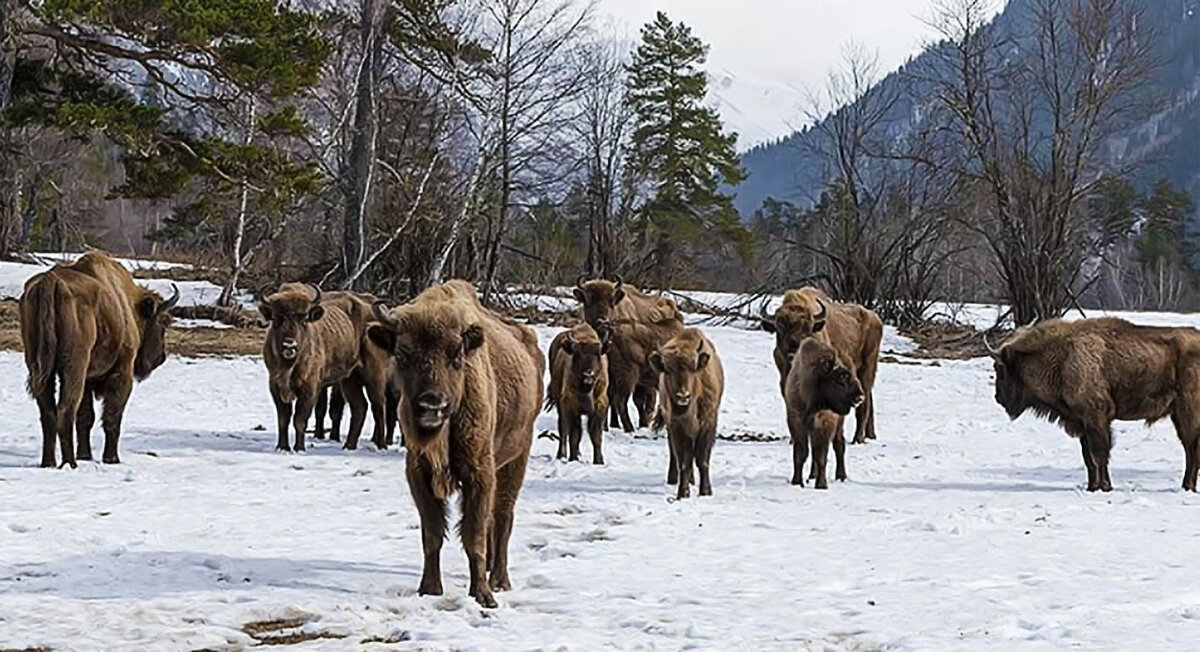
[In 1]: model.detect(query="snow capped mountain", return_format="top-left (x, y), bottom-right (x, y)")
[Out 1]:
top-left (704, 68), bottom-right (806, 151)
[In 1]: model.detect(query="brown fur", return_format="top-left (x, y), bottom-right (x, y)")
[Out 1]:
top-left (784, 338), bottom-right (866, 489)
top-left (993, 317), bottom-right (1200, 492)
top-left (19, 252), bottom-right (178, 468)
top-left (568, 279), bottom-right (684, 432)
top-left (547, 324), bottom-right (610, 464)
top-left (367, 280), bottom-right (543, 608)
top-left (649, 328), bottom-right (724, 499)
top-left (259, 284), bottom-right (365, 452)
top-left (763, 287), bottom-right (882, 444)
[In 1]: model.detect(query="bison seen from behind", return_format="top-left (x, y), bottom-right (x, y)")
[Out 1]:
top-left (546, 324), bottom-right (610, 464)
top-left (368, 281), bottom-right (543, 608)
top-left (19, 252), bottom-right (179, 468)
top-left (650, 328), bottom-right (724, 499)
top-left (785, 338), bottom-right (865, 489)
top-left (989, 318), bottom-right (1200, 492)
top-left (762, 288), bottom-right (881, 445)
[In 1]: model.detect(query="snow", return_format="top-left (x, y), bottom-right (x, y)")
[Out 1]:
top-left (33, 251), bottom-right (195, 271)
top-left (2, 318), bottom-right (1200, 649)
top-left (0, 256), bottom-right (254, 308)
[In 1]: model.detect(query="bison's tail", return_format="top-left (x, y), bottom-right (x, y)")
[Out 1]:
top-left (20, 275), bottom-right (60, 398)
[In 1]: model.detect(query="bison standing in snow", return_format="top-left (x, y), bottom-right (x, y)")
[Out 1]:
top-left (546, 323), bottom-right (610, 464)
top-left (988, 317), bottom-right (1200, 492)
top-left (650, 327), bottom-right (724, 499)
top-left (784, 338), bottom-right (866, 488)
top-left (568, 276), bottom-right (684, 432)
top-left (19, 251), bottom-right (179, 468)
top-left (762, 287), bottom-right (881, 444)
top-left (368, 280), bottom-right (543, 607)
top-left (259, 284), bottom-right (368, 452)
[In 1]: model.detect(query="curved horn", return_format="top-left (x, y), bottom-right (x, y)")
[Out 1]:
top-left (576, 273), bottom-right (588, 290)
top-left (308, 283), bottom-right (322, 305)
top-left (372, 300), bottom-right (400, 328)
top-left (983, 332), bottom-right (1001, 357)
top-left (814, 299), bottom-right (828, 323)
top-left (612, 273), bottom-right (623, 290)
top-left (255, 282), bottom-right (277, 301)
top-left (159, 283), bottom-right (180, 312)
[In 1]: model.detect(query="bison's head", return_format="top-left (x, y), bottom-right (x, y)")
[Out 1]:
top-left (796, 338), bottom-right (863, 417)
top-left (368, 301), bottom-right (484, 439)
top-left (259, 284), bottom-right (325, 364)
top-left (573, 276), bottom-right (625, 332)
top-left (762, 298), bottom-right (827, 366)
top-left (986, 335), bottom-right (1028, 420)
top-left (649, 331), bottom-right (712, 419)
top-left (133, 283), bottom-right (180, 380)
top-left (562, 324), bottom-right (608, 410)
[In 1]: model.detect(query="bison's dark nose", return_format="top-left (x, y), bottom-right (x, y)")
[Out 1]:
top-left (673, 391), bottom-right (691, 408)
top-left (580, 370), bottom-right (597, 391)
top-left (280, 338), bottom-right (299, 360)
top-left (413, 391), bottom-right (450, 430)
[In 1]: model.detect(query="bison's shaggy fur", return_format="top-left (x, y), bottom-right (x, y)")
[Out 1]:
top-left (650, 328), bottom-right (724, 499)
top-left (19, 251), bottom-right (179, 468)
top-left (763, 287), bottom-right (882, 444)
top-left (785, 338), bottom-right (866, 489)
top-left (368, 280), bottom-right (543, 608)
top-left (569, 278), bottom-right (683, 432)
top-left (546, 323), bottom-right (610, 464)
top-left (992, 317), bottom-right (1200, 492)
top-left (260, 284), bottom-right (366, 452)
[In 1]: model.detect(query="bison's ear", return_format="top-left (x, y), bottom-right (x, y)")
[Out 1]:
top-left (307, 305), bottom-right (325, 322)
top-left (696, 351), bottom-right (711, 371)
top-left (462, 324), bottom-right (484, 356)
top-left (760, 319), bottom-right (776, 334)
top-left (366, 324), bottom-right (395, 353)
top-left (614, 288), bottom-right (626, 304)
top-left (561, 334), bottom-right (576, 356)
top-left (649, 351), bottom-right (665, 373)
top-left (572, 287), bottom-right (586, 303)
top-left (137, 296), bottom-right (157, 320)
top-left (258, 303), bottom-right (274, 322)
top-left (812, 318), bottom-right (826, 334)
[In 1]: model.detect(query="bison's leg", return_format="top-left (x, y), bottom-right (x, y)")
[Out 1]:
top-left (363, 376), bottom-right (389, 451)
top-left (555, 410), bottom-right (571, 460)
top-left (313, 386), bottom-right (328, 440)
top-left (786, 410), bottom-right (808, 486)
top-left (35, 385), bottom-right (58, 468)
top-left (385, 391), bottom-right (400, 448)
top-left (610, 366), bottom-right (638, 433)
top-left (55, 358), bottom-right (88, 469)
top-left (587, 411), bottom-right (605, 465)
top-left (852, 393), bottom-right (872, 444)
top-left (272, 392), bottom-right (293, 451)
top-left (1187, 434), bottom-right (1200, 492)
top-left (489, 454), bottom-right (529, 593)
top-left (568, 413), bottom-right (584, 462)
top-left (329, 385), bottom-right (345, 442)
top-left (633, 382), bottom-right (655, 429)
top-left (811, 425), bottom-right (831, 490)
top-left (674, 432), bottom-right (695, 500)
top-left (864, 391), bottom-right (877, 440)
top-left (407, 455), bottom-right (447, 597)
top-left (696, 431), bottom-right (714, 497)
top-left (459, 463), bottom-right (497, 607)
top-left (833, 427), bottom-right (848, 482)
top-left (1080, 426), bottom-right (1114, 492)
top-left (98, 373), bottom-right (133, 465)
top-left (666, 427), bottom-right (679, 484)
top-left (75, 385), bottom-right (95, 461)
top-left (340, 378), bottom-right (369, 451)
top-left (1078, 434), bottom-right (1098, 491)
top-left (290, 386), bottom-right (315, 452)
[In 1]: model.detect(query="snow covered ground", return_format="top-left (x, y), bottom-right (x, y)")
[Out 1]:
top-left (2, 319), bottom-right (1200, 650)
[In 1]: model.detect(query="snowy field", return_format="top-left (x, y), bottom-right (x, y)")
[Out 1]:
top-left (2, 318), bottom-right (1200, 650)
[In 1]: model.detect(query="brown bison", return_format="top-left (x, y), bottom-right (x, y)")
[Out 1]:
top-left (569, 277), bottom-right (684, 432)
top-left (988, 317), bottom-right (1200, 492)
top-left (649, 328), bottom-right (724, 499)
top-left (259, 283), bottom-right (368, 452)
top-left (367, 280), bottom-right (543, 608)
top-left (546, 323), bottom-right (610, 464)
top-left (762, 287), bottom-right (881, 444)
top-left (785, 338), bottom-right (866, 488)
top-left (19, 252), bottom-right (179, 468)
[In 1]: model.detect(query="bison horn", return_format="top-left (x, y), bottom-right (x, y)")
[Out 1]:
top-left (308, 283), bottom-right (322, 305)
top-left (815, 298), bottom-right (828, 323)
top-left (160, 283), bottom-right (180, 312)
top-left (372, 300), bottom-right (400, 328)
top-left (612, 273), bottom-right (623, 291)
top-left (983, 332), bottom-right (1001, 358)
top-left (255, 282), bottom-right (277, 301)
top-left (576, 273), bottom-right (588, 290)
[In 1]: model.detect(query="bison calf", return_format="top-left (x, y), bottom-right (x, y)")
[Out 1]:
top-left (785, 338), bottom-right (865, 489)
top-left (368, 281), bottom-right (543, 608)
top-left (990, 317), bottom-right (1200, 492)
top-left (547, 324), bottom-right (610, 464)
top-left (649, 328), bottom-right (724, 499)
top-left (20, 252), bottom-right (179, 468)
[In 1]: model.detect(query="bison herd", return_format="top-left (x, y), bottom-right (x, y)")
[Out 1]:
top-left (14, 251), bottom-right (1200, 607)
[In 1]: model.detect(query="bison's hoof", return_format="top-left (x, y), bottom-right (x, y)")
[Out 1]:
top-left (676, 489), bottom-right (691, 500)
top-left (77, 452), bottom-right (93, 461)
top-left (699, 487), bottom-right (712, 497)
top-left (40, 459), bottom-right (56, 469)
top-left (292, 444), bottom-right (306, 453)
top-left (790, 476), bottom-right (804, 487)
top-left (342, 443), bottom-right (358, 451)
top-left (418, 580), bottom-right (443, 597)
top-left (474, 591), bottom-right (498, 609)
top-left (313, 433), bottom-right (326, 440)
top-left (59, 460), bottom-right (77, 470)
top-left (102, 455), bottom-right (120, 464)
top-left (275, 444), bottom-right (290, 452)
top-left (593, 456), bottom-right (604, 465)
top-left (489, 575), bottom-right (512, 592)
top-left (815, 481), bottom-right (828, 490)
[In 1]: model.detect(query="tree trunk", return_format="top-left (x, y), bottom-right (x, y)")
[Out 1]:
top-left (219, 99), bottom-right (256, 307)
top-left (341, 0), bottom-right (383, 289)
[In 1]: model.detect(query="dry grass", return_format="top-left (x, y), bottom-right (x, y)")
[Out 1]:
top-left (900, 321), bottom-right (1004, 360)
top-left (239, 617), bottom-right (347, 646)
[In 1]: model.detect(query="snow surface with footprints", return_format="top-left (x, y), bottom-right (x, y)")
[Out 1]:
top-left (1, 264), bottom-right (1200, 648)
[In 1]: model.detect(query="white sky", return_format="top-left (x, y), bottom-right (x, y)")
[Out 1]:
top-left (597, 0), bottom-right (994, 147)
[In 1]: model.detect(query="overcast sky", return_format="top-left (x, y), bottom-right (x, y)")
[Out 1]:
top-left (597, 0), bottom-right (991, 147)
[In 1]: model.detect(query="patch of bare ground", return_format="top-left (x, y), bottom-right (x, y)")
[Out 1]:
top-left (0, 647), bottom-right (52, 652)
top-left (131, 266), bottom-right (227, 285)
top-left (900, 321), bottom-right (1008, 360)
top-left (240, 618), bottom-right (347, 646)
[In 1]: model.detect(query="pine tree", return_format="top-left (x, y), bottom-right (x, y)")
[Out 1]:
top-left (625, 11), bottom-right (747, 285)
